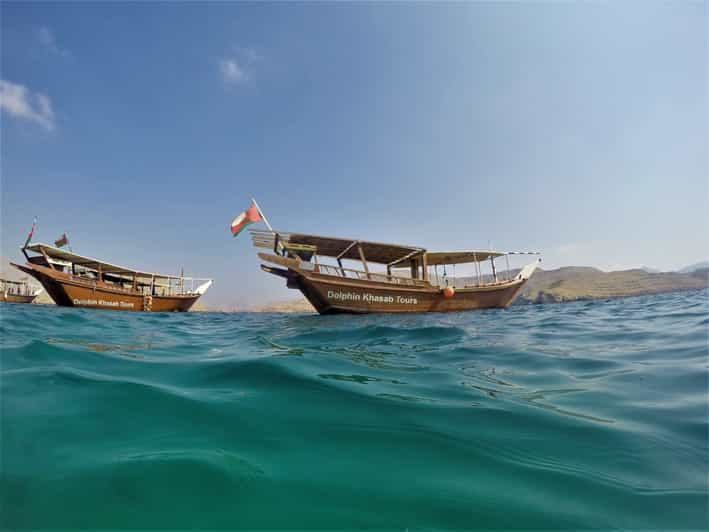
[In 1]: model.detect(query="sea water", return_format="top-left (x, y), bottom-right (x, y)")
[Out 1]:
top-left (1, 290), bottom-right (707, 529)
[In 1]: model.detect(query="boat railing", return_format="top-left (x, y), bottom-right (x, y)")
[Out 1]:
top-left (315, 263), bottom-right (428, 287)
top-left (1, 281), bottom-right (34, 297)
top-left (66, 271), bottom-right (205, 296)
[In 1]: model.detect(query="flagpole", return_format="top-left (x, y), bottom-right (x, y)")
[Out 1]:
top-left (251, 197), bottom-right (274, 233)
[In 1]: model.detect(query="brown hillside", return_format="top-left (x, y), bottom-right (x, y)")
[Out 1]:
top-left (519, 267), bottom-right (708, 303)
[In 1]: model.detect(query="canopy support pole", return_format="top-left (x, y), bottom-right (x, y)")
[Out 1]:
top-left (336, 240), bottom-right (358, 277)
top-left (40, 248), bottom-right (56, 271)
top-left (473, 252), bottom-right (481, 286)
top-left (357, 243), bottom-right (371, 280)
top-left (336, 240), bottom-right (358, 260)
top-left (388, 249), bottom-right (425, 268)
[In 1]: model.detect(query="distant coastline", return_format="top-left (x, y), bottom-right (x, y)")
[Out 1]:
top-left (252, 266), bottom-right (709, 313)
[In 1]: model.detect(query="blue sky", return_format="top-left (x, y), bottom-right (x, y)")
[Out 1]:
top-left (1, 2), bottom-right (706, 308)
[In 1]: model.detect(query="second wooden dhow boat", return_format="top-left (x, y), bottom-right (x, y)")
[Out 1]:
top-left (1, 278), bottom-right (43, 304)
top-left (11, 243), bottom-right (212, 312)
top-left (253, 230), bottom-right (540, 314)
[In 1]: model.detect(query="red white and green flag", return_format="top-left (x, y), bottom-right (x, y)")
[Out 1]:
top-left (23, 217), bottom-right (37, 248)
top-left (55, 233), bottom-right (69, 248)
top-left (230, 202), bottom-right (262, 237)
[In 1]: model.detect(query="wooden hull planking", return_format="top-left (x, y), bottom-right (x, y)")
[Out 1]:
top-left (12, 263), bottom-right (200, 312)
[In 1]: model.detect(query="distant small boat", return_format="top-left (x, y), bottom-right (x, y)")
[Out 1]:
top-left (0, 277), bottom-right (43, 304)
top-left (11, 243), bottom-right (212, 312)
top-left (253, 230), bottom-right (540, 314)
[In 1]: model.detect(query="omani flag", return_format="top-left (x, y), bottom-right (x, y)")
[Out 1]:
top-left (230, 202), bottom-right (262, 237)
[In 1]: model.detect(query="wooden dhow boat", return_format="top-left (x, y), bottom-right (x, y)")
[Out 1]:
top-left (1, 278), bottom-right (43, 304)
top-left (11, 243), bottom-right (212, 312)
top-left (252, 230), bottom-right (540, 314)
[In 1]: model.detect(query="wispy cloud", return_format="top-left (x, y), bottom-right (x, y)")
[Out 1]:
top-left (218, 47), bottom-right (261, 85)
top-left (35, 26), bottom-right (71, 58)
top-left (219, 59), bottom-right (247, 84)
top-left (0, 80), bottom-right (56, 131)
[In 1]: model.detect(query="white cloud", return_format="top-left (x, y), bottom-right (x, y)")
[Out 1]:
top-left (219, 59), bottom-right (247, 84)
top-left (0, 80), bottom-right (56, 131)
top-left (218, 47), bottom-right (261, 85)
top-left (35, 26), bottom-right (71, 58)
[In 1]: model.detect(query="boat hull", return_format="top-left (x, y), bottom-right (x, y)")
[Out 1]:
top-left (11, 263), bottom-right (201, 312)
top-left (300, 275), bottom-right (525, 314)
top-left (0, 293), bottom-right (37, 304)
top-left (260, 259), bottom-right (527, 314)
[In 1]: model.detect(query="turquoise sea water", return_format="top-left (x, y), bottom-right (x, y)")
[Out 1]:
top-left (1, 290), bottom-right (707, 529)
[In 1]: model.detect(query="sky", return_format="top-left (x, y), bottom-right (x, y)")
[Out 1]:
top-left (1, 2), bottom-right (707, 309)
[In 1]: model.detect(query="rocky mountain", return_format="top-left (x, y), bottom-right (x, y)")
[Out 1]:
top-left (517, 266), bottom-right (708, 304)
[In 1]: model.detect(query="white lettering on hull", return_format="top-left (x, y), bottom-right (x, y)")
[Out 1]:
top-left (327, 291), bottom-right (417, 305)
top-left (73, 298), bottom-right (135, 309)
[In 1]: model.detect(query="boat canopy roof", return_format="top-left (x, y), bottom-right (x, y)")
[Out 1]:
top-left (424, 250), bottom-right (505, 265)
top-left (0, 278), bottom-right (30, 285)
top-left (24, 243), bottom-right (210, 281)
top-left (252, 230), bottom-right (424, 265)
top-left (253, 230), bottom-right (540, 266)
top-left (424, 250), bottom-right (540, 265)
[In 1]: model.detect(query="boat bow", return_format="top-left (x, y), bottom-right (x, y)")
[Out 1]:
top-left (516, 258), bottom-right (542, 281)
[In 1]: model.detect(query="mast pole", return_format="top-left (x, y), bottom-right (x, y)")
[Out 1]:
top-left (251, 198), bottom-right (274, 233)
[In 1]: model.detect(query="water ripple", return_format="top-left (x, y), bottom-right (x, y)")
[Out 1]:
top-left (1, 289), bottom-right (707, 529)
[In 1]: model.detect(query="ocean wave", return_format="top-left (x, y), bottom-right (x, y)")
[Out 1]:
top-left (1, 290), bottom-right (707, 528)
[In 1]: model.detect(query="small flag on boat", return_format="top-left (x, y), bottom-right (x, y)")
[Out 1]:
top-left (23, 217), bottom-right (37, 248)
top-left (230, 201), bottom-right (262, 238)
top-left (55, 233), bottom-right (69, 248)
